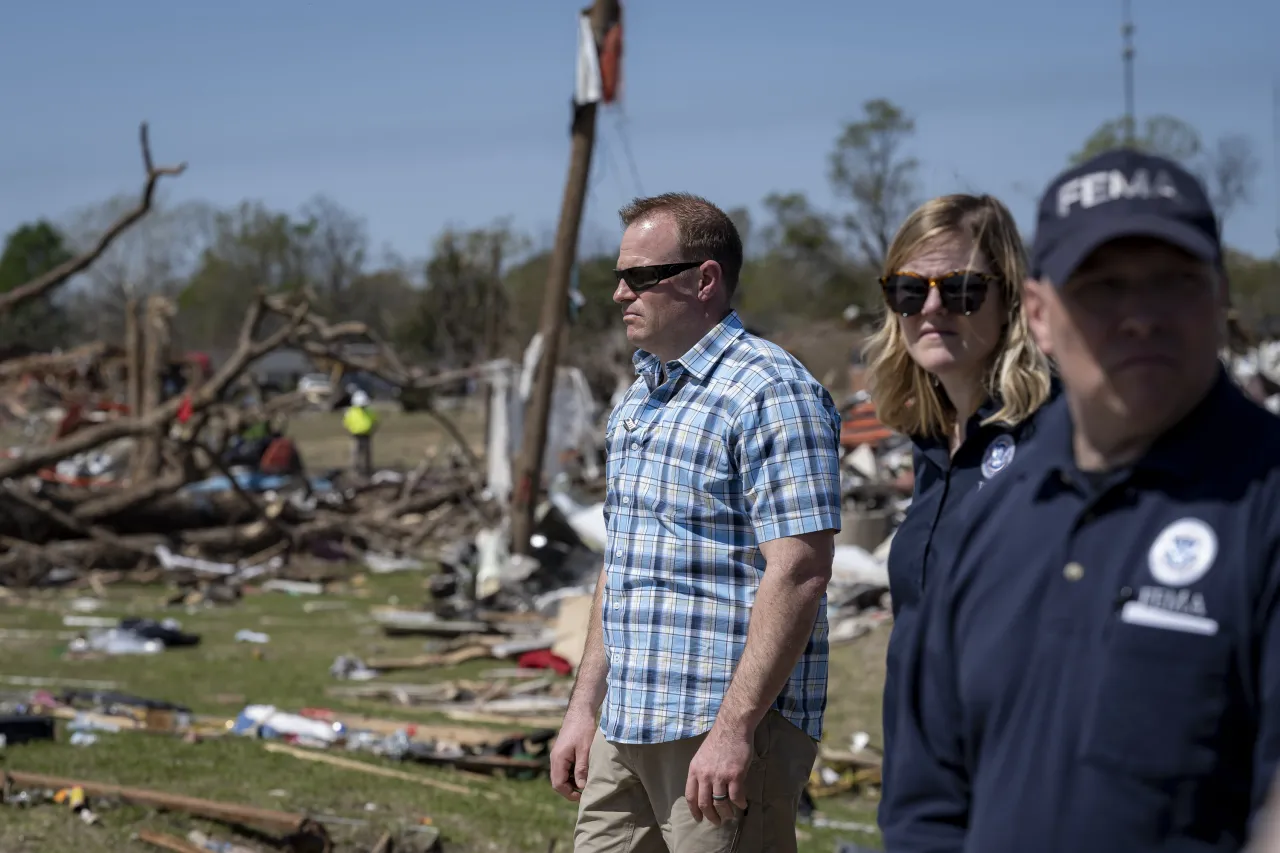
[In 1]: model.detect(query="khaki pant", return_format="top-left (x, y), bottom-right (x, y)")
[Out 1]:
top-left (574, 711), bottom-right (817, 853)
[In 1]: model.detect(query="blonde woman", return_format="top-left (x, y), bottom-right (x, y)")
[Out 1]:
top-left (868, 194), bottom-right (1055, 813)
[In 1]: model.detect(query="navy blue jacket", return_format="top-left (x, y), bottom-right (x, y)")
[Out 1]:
top-left (881, 370), bottom-right (1280, 853)
top-left (880, 390), bottom-right (1055, 799)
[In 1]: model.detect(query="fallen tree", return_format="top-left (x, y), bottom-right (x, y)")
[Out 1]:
top-left (0, 124), bottom-right (493, 588)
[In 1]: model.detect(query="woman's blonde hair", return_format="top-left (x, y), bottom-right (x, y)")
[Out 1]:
top-left (862, 193), bottom-right (1051, 439)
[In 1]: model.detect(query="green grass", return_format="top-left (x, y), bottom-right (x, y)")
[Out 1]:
top-left (0, 572), bottom-right (885, 852)
top-left (286, 405), bottom-right (487, 472)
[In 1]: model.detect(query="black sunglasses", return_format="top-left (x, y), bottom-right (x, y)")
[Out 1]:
top-left (613, 261), bottom-right (705, 293)
top-left (879, 269), bottom-right (998, 316)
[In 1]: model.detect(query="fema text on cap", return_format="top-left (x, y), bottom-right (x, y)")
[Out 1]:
top-left (1056, 167), bottom-right (1180, 218)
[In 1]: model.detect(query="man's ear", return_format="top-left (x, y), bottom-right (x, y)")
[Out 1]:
top-left (1022, 277), bottom-right (1053, 357)
top-left (697, 261), bottom-right (723, 303)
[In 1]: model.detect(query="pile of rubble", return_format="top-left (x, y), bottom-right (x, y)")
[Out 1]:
top-left (0, 289), bottom-right (492, 591)
top-left (1227, 338), bottom-right (1280, 412)
top-left (0, 124), bottom-right (912, 667)
top-left (0, 124), bottom-right (513, 594)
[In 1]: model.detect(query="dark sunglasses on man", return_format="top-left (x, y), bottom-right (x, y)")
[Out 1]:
top-left (614, 261), bottom-right (705, 293)
top-left (879, 269), bottom-right (997, 317)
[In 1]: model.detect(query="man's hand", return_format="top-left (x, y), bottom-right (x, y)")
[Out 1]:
top-left (549, 569), bottom-right (610, 802)
top-left (685, 722), bottom-right (754, 826)
top-left (550, 709), bottom-right (597, 802)
top-left (683, 531), bottom-right (831, 826)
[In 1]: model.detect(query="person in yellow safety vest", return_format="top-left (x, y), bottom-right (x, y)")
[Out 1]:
top-left (342, 389), bottom-right (377, 477)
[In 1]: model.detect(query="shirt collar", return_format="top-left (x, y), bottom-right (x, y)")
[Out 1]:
top-left (632, 311), bottom-right (745, 384)
top-left (913, 393), bottom-right (1007, 465)
top-left (913, 375), bottom-right (1063, 469)
top-left (1035, 364), bottom-right (1241, 488)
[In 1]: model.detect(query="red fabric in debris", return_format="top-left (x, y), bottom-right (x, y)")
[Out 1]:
top-left (176, 394), bottom-right (194, 424)
top-left (259, 437), bottom-right (301, 475)
top-left (518, 649), bottom-right (572, 676)
top-left (55, 402), bottom-right (84, 438)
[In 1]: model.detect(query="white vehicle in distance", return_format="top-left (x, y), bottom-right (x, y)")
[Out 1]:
top-left (297, 373), bottom-right (334, 402)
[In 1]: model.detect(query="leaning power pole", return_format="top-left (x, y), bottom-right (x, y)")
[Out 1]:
top-left (1121, 0), bottom-right (1136, 145)
top-left (509, 0), bottom-right (623, 555)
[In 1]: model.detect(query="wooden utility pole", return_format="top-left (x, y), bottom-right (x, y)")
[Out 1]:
top-left (509, 0), bottom-right (622, 554)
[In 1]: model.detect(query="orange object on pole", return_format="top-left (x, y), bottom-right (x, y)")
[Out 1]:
top-left (600, 19), bottom-right (623, 103)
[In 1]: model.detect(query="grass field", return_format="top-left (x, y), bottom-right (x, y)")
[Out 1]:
top-left (0, 389), bottom-right (888, 851)
top-left (286, 403), bottom-right (488, 472)
top-left (0, 571), bottom-right (888, 853)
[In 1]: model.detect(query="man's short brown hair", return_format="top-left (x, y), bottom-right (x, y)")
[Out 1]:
top-left (618, 192), bottom-right (744, 295)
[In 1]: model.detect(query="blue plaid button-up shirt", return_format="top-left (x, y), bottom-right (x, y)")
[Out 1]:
top-left (599, 311), bottom-right (843, 744)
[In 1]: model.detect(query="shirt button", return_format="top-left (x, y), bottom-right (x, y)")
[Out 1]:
top-left (630, 442), bottom-right (639, 451)
top-left (614, 548), bottom-right (623, 557)
top-left (621, 497), bottom-right (630, 505)
top-left (1063, 562), bottom-right (1085, 582)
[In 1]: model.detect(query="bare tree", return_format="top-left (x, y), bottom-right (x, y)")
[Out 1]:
top-left (173, 201), bottom-right (311, 350)
top-left (0, 123), bottom-right (185, 318)
top-left (345, 267), bottom-right (419, 341)
top-left (1071, 115), bottom-right (1204, 166)
top-left (828, 98), bottom-right (920, 269)
top-left (741, 192), bottom-right (865, 318)
top-left (297, 195), bottom-right (369, 317)
top-left (725, 206), bottom-right (753, 256)
top-left (1203, 134), bottom-right (1260, 227)
top-left (64, 195), bottom-right (215, 342)
top-left (402, 224), bottom-right (531, 366)
top-left (1069, 115), bottom-right (1259, 227)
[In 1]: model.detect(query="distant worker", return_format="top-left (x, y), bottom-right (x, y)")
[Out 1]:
top-left (868, 194), bottom-right (1056, 831)
top-left (342, 389), bottom-right (377, 477)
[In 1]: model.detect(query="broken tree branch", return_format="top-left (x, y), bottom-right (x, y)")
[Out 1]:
top-left (0, 123), bottom-right (186, 315)
top-left (192, 440), bottom-right (298, 546)
top-left (2, 483), bottom-right (141, 555)
top-left (1, 770), bottom-right (331, 853)
top-left (0, 294), bottom-right (308, 482)
top-left (0, 342), bottom-right (112, 383)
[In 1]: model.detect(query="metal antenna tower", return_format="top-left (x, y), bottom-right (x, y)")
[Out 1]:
top-left (1121, 0), bottom-right (1136, 145)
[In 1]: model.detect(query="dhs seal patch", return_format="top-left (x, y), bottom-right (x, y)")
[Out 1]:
top-left (980, 434), bottom-right (1016, 479)
top-left (1148, 518), bottom-right (1217, 588)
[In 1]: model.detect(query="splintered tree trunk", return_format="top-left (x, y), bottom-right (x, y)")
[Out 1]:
top-left (133, 296), bottom-right (173, 481)
top-left (125, 297), bottom-right (142, 419)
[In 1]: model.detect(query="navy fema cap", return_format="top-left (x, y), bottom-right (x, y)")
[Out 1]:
top-left (1029, 148), bottom-right (1222, 287)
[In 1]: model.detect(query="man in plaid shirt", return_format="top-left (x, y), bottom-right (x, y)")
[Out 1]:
top-left (550, 192), bottom-right (843, 852)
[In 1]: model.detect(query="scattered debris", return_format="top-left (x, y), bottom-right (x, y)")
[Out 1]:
top-left (262, 741), bottom-right (479, 797)
top-left (3, 770), bottom-right (333, 853)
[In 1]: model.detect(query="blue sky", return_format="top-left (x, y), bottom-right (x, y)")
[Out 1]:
top-left (1, 0), bottom-right (1277, 268)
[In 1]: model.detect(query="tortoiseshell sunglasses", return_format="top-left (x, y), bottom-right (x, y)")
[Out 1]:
top-left (879, 269), bottom-right (998, 316)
